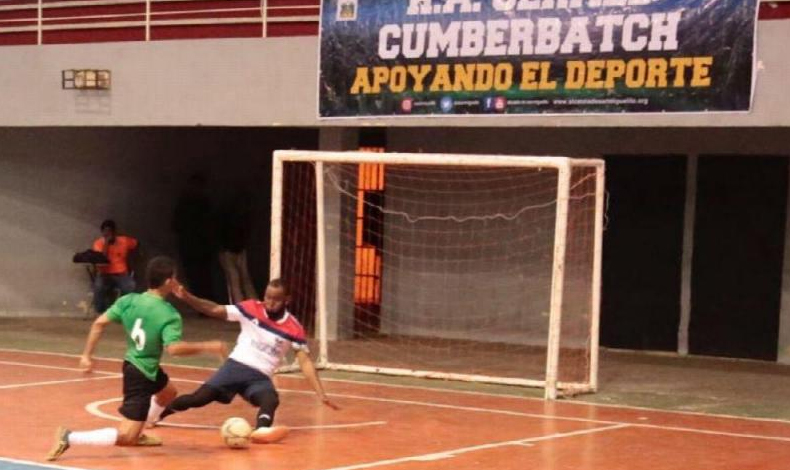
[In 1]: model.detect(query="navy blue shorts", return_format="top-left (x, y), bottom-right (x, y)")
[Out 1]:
top-left (205, 358), bottom-right (276, 404)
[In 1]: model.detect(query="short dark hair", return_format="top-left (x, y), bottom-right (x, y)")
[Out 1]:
top-left (267, 278), bottom-right (290, 295)
top-left (100, 219), bottom-right (116, 231)
top-left (146, 256), bottom-right (177, 288)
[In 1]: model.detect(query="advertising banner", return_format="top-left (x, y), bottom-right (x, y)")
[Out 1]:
top-left (318, 0), bottom-right (759, 117)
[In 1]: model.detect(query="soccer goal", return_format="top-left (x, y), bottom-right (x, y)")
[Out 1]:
top-left (270, 150), bottom-right (604, 399)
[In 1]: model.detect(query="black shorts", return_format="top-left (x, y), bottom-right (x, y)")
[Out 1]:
top-left (205, 358), bottom-right (277, 404)
top-left (119, 361), bottom-right (169, 421)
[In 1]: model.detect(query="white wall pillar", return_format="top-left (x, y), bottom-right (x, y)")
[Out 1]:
top-left (678, 154), bottom-right (698, 356)
top-left (778, 157), bottom-right (790, 364)
top-left (318, 128), bottom-right (359, 342)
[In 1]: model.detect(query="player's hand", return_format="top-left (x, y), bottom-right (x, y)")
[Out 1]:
top-left (209, 340), bottom-right (228, 360)
top-left (79, 355), bottom-right (94, 373)
top-left (171, 281), bottom-right (187, 299)
top-left (321, 396), bottom-right (340, 410)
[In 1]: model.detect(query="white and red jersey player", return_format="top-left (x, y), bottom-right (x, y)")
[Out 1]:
top-left (225, 299), bottom-right (308, 377)
top-left (166, 278), bottom-right (339, 440)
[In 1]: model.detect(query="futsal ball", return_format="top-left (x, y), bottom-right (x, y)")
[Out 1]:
top-left (220, 417), bottom-right (253, 449)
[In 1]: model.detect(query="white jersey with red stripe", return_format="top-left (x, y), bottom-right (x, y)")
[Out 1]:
top-left (224, 299), bottom-right (308, 377)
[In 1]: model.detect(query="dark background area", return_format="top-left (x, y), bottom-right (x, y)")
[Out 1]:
top-left (600, 155), bottom-right (687, 351)
top-left (689, 156), bottom-right (788, 360)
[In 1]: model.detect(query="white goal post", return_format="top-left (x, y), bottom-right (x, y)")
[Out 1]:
top-left (270, 150), bottom-right (604, 400)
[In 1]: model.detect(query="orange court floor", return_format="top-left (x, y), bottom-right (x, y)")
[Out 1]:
top-left (0, 349), bottom-right (788, 470)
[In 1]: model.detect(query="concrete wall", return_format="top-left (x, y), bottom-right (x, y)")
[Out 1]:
top-left (0, 127), bottom-right (316, 315)
top-left (0, 21), bottom-right (787, 127)
top-left (386, 127), bottom-right (790, 156)
top-left (780, 163), bottom-right (790, 364)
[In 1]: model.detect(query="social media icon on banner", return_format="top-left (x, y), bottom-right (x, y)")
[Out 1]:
top-left (440, 96), bottom-right (454, 113)
top-left (401, 98), bottom-right (413, 113)
top-left (482, 97), bottom-right (495, 112)
top-left (494, 96), bottom-right (507, 112)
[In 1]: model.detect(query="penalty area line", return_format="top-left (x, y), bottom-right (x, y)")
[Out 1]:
top-left (315, 424), bottom-right (630, 470)
top-left (85, 397), bottom-right (387, 432)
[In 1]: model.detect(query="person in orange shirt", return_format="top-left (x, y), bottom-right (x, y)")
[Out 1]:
top-left (92, 220), bottom-right (138, 313)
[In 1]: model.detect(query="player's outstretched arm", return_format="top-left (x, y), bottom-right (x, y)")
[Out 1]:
top-left (165, 340), bottom-right (227, 359)
top-left (172, 282), bottom-right (228, 320)
top-left (80, 313), bottom-right (112, 372)
top-left (296, 349), bottom-right (340, 410)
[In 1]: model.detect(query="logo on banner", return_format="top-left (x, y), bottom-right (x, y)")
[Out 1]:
top-left (483, 96), bottom-right (506, 113)
top-left (439, 96), bottom-right (454, 113)
top-left (401, 98), bottom-right (413, 113)
top-left (482, 97), bottom-right (494, 112)
top-left (337, 0), bottom-right (357, 21)
top-left (494, 96), bottom-right (507, 112)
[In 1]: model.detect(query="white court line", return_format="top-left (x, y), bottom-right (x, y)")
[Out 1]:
top-left (4, 347), bottom-right (790, 426)
top-left (634, 423), bottom-right (790, 442)
top-left (0, 359), bottom-right (120, 389)
top-left (0, 348), bottom-right (220, 372)
top-left (287, 422), bottom-right (388, 431)
top-left (148, 421), bottom-right (389, 431)
top-left (0, 374), bottom-right (119, 390)
top-left (314, 424), bottom-right (631, 470)
top-left (320, 391), bottom-right (790, 443)
top-left (0, 456), bottom-right (88, 470)
top-left (5, 353), bottom-right (790, 443)
top-left (85, 397), bottom-right (387, 431)
top-left (0, 359), bottom-right (116, 375)
top-left (275, 374), bottom-right (790, 428)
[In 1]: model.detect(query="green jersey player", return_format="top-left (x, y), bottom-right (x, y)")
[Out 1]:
top-left (46, 256), bottom-right (226, 461)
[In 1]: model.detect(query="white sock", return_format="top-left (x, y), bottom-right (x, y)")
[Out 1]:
top-left (147, 397), bottom-right (165, 423)
top-left (68, 428), bottom-right (118, 446)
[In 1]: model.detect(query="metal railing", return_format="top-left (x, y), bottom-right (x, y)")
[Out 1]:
top-left (0, 0), bottom-right (320, 45)
top-left (0, 0), bottom-right (786, 46)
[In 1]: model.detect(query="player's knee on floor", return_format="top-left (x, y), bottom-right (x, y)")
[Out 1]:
top-left (115, 431), bottom-right (138, 446)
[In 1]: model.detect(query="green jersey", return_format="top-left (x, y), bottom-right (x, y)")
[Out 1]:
top-left (106, 292), bottom-right (183, 381)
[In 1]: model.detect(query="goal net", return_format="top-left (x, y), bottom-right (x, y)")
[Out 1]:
top-left (271, 150), bottom-right (604, 399)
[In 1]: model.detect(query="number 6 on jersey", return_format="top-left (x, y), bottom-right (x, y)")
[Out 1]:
top-left (131, 318), bottom-right (146, 351)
